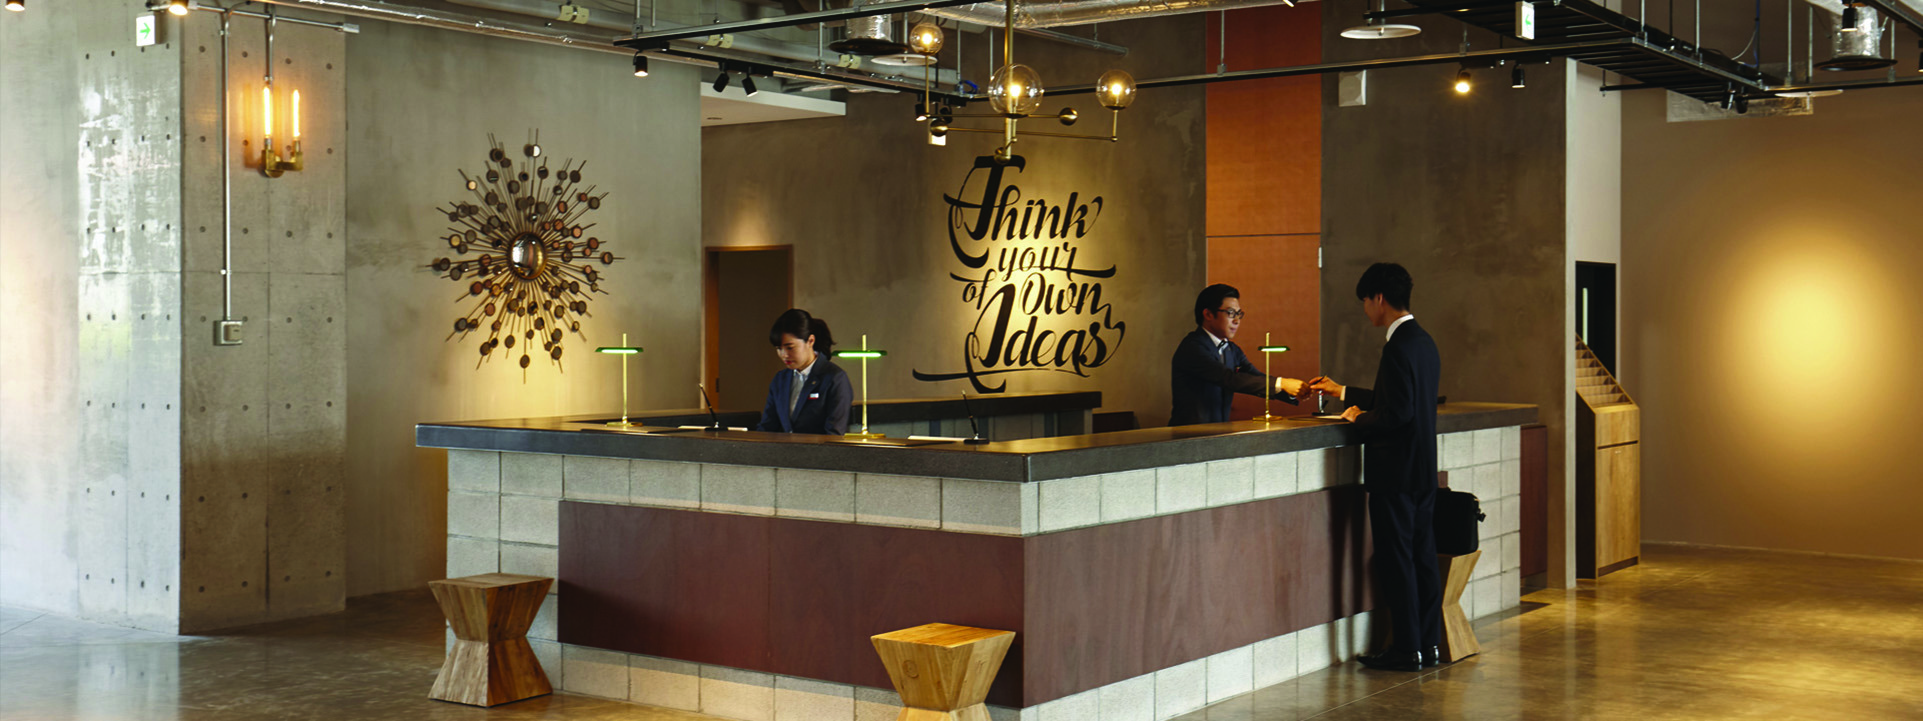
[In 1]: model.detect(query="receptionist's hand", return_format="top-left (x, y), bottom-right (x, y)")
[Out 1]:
top-left (1340, 406), bottom-right (1364, 422)
top-left (1276, 377), bottom-right (1306, 398)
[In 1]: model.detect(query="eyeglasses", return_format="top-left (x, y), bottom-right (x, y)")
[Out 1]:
top-left (1213, 308), bottom-right (1245, 320)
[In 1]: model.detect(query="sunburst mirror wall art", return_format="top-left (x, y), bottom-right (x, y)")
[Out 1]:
top-left (428, 133), bottom-right (623, 375)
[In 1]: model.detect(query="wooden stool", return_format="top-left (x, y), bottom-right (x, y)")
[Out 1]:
top-left (428, 573), bottom-right (553, 707)
top-left (871, 623), bottom-right (1015, 721)
top-left (1437, 550), bottom-right (1482, 662)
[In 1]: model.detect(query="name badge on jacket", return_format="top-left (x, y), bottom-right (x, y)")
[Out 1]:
top-left (809, 392), bottom-right (821, 400)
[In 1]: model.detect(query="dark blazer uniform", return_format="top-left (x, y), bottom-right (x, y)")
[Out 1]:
top-left (754, 359), bottom-right (853, 435)
top-left (1343, 318), bottom-right (1443, 654)
top-left (1169, 328), bottom-right (1297, 426)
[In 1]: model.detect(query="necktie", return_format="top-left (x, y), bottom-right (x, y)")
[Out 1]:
top-left (789, 370), bottom-right (804, 414)
top-left (1217, 342), bottom-right (1228, 365)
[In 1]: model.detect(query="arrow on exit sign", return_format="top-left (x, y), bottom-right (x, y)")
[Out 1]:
top-left (136, 15), bottom-right (157, 47)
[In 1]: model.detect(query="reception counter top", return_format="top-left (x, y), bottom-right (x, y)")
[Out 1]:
top-left (418, 401), bottom-right (1534, 482)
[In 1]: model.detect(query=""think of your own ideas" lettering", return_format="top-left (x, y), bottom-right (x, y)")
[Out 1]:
top-left (913, 156), bottom-right (1127, 392)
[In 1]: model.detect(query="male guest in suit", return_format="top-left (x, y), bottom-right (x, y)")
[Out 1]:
top-left (1308, 263), bottom-right (1442, 672)
top-left (1169, 284), bottom-right (1307, 426)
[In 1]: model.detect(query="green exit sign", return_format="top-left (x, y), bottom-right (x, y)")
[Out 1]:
top-left (135, 14), bottom-right (157, 47)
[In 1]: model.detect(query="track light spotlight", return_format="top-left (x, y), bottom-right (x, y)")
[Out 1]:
top-left (1454, 68), bottom-right (1472, 94)
top-left (1841, 4), bottom-right (1859, 30)
top-left (168, 0), bottom-right (191, 16)
top-left (1511, 64), bottom-right (1526, 88)
top-left (5, 0), bottom-right (23, 12)
top-left (712, 71), bottom-right (730, 93)
top-left (742, 74), bottom-right (758, 97)
top-left (1733, 95), bottom-right (1750, 114)
top-left (632, 53), bottom-right (649, 78)
top-left (914, 101), bottom-right (930, 122)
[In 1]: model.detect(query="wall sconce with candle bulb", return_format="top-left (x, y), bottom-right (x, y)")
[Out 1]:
top-left (261, 86), bottom-right (303, 177)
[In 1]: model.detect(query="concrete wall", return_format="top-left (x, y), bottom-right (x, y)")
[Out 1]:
top-left (1318, 1), bottom-right (1572, 581)
top-left (1, 0), bottom-right (96, 617)
top-left (701, 19), bottom-right (1207, 425)
top-left (172, 11), bottom-right (349, 632)
top-left (344, 21), bottom-right (704, 596)
top-left (1622, 88), bottom-right (1923, 561)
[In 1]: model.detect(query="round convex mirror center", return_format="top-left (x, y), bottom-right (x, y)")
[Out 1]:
top-left (509, 233), bottom-right (546, 279)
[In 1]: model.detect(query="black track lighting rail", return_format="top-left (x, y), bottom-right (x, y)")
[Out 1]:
top-left (1401, 0), bottom-right (1781, 104)
top-left (1050, 39), bottom-right (1632, 96)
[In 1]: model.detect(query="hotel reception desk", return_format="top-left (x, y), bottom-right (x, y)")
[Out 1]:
top-left (420, 394), bottom-right (1535, 720)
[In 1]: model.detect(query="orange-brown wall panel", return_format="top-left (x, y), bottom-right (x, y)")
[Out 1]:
top-left (1207, 235), bottom-right (1320, 420)
top-left (1204, 4), bottom-right (1323, 421)
top-left (1205, 4), bottom-right (1323, 238)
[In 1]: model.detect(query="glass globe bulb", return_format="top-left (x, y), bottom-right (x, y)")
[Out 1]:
top-left (1096, 69), bottom-right (1137, 110)
top-left (989, 64), bottom-right (1044, 115)
top-left (909, 22), bottom-right (944, 55)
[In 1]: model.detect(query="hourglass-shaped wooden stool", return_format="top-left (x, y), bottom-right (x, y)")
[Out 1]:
top-left (428, 573), bottom-right (553, 707)
top-left (871, 623), bottom-right (1015, 721)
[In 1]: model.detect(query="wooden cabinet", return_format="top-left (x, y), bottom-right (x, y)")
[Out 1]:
top-left (1576, 340), bottom-right (1641, 578)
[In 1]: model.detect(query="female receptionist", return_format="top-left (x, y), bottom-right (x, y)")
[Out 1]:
top-left (753, 308), bottom-right (852, 435)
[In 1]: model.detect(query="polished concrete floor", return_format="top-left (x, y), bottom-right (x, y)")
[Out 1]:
top-left (3, 544), bottom-right (1919, 720)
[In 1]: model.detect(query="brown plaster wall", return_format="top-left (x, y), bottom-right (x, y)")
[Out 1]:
top-left (1621, 88), bottom-right (1923, 561)
top-left (700, 18), bottom-right (1207, 425)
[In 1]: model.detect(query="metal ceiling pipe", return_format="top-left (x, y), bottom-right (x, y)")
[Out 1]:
top-left (925, 0), bottom-right (1314, 30)
top-left (443, 0), bottom-right (961, 83)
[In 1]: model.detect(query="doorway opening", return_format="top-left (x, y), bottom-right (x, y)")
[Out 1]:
top-left (1576, 262), bottom-right (1618, 376)
top-left (704, 246), bottom-right (794, 409)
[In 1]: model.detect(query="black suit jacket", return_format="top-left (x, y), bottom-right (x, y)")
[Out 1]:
top-left (754, 359), bottom-right (853, 435)
top-left (1169, 329), bottom-right (1298, 426)
top-left (1344, 319), bottom-right (1441, 495)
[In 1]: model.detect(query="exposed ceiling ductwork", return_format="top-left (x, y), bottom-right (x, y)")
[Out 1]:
top-left (923, 0), bottom-right (1309, 30)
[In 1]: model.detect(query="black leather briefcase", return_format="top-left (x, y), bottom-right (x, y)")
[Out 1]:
top-left (1434, 489), bottom-right (1486, 555)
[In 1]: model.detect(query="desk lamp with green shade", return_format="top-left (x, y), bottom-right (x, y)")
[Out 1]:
top-left (1254, 331), bottom-right (1290, 422)
top-left (835, 334), bottom-right (886, 439)
top-left (595, 333), bottom-right (642, 428)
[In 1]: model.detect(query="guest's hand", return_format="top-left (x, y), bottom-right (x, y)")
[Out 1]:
top-left (1276, 377), bottom-right (1306, 397)
top-left (1308, 376), bottom-right (1345, 398)
top-left (1340, 406), bottom-right (1363, 422)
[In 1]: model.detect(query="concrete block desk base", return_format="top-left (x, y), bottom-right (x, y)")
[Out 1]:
top-left (429, 573), bottom-right (555, 707)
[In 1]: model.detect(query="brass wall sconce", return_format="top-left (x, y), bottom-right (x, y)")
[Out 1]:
top-left (261, 87), bottom-right (303, 177)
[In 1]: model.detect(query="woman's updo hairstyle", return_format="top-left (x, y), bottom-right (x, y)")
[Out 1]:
top-left (768, 308), bottom-right (836, 355)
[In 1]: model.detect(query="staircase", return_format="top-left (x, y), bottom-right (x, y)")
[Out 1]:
top-left (1576, 339), bottom-right (1633, 408)
top-left (1575, 336), bottom-right (1641, 578)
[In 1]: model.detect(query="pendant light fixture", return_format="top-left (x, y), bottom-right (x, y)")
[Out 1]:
top-left (1343, 0), bottom-right (1421, 40)
top-left (631, 52), bottom-right (649, 78)
top-left (912, 3), bottom-right (1137, 158)
top-left (1454, 68), bottom-right (1472, 94)
top-left (1510, 63), bottom-right (1525, 88)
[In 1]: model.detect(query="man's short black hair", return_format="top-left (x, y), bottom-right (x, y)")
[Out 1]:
top-left (1355, 263), bottom-right (1413, 310)
top-left (1194, 284), bottom-right (1240, 325)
